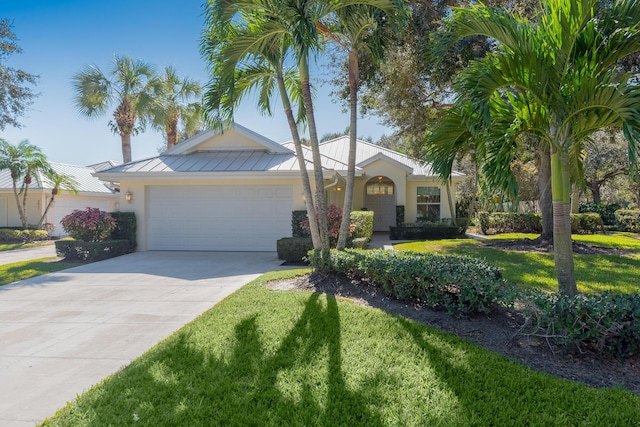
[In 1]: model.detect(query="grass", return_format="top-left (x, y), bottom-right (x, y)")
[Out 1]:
top-left (395, 233), bottom-right (640, 294)
top-left (0, 258), bottom-right (78, 286)
top-left (42, 269), bottom-right (640, 426)
top-left (0, 240), bottom-right (54, 251)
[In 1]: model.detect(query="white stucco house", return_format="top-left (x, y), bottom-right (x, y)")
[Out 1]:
top-left (0, 162), bottom-right (119, 236)
top-left (94, 123), bottom-right (464, 252)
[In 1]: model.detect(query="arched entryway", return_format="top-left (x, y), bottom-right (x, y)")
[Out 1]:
top-left (364, 176), bottom-right (396, 231)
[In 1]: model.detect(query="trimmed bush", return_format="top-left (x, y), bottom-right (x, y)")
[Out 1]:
top-left (579, 202), bottom-right (620, 226)
top-left (350, 211), bottom-right (374, 241)
top-left (570, 213), bottom-right (604, 234)
top-left (276, 237), bottom-right (313, 263)
top-left (309, 249), bottom-right (506, 317)
top-left (390, 222), bottom-right (459, 240)
top-left (291, 210), bottom-right (309, 237)
top-left (522, 291), bottom-right (640, 359)
top-left (478, 212), bottom-right (603, 234)
top-left (615, 209), bottom-right (640, 233)
top-left (109, 211), bottom-right (137, 252)
top-left (55, 240), bottom-right (130, 262)
top-left (60, 208), bottom-right (116, 242)
top-left (0, 229), bottom-right (48, 243)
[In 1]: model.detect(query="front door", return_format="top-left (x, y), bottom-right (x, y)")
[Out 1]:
top-left (365, 176), bottom-right (396, 231)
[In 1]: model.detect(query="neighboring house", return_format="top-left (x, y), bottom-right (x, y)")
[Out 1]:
top-left (95, 123), bottom-right (464, 252)
top-left (0, 162), bottom-right (119, 236)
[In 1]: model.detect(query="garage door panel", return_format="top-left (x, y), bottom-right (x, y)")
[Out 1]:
top-left (147, 185), bottom-right (292, 251)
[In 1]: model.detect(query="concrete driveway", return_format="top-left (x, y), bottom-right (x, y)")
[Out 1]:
top-left (0, 251), bottom-right (286, 427)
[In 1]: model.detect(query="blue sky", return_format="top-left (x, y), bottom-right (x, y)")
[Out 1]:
top-left (1, 0), bottom-right (390, 165)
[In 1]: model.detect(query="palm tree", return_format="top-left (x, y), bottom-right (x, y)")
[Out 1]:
top-left (317, 2), bottom-right (406, 249)
top-left (427, 0), bottom-right (640, 295)
top-left (37, 170), bottom-right (79, 230)
top-left (72, 55), bottom-right (155, 163)
top-left (201, 9), bottom-right (323, 249)
top-left (148, 66), bottom-right (203, 149)
top-left (0, 139), bottom-right (49, 229)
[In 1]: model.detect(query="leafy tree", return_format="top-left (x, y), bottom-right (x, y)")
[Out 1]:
top-left (72, 55), bottom-right (155, 163)
top-left (0, 19), bottom-right (38, 130)
top-left (317, 1), bottom-right (406, 249)
top-left (583, 130), bottom-right (629, 203)
top-left (0, 139), bottom-right (49, 229)
top-left (148, 66), bottom-right (202, 149)
top-left (201, 1), bottom-right (323, 250)
top-left (37, 170), bottom-right (79, 230)
top-left (427, 0), bottom-right (640, 296)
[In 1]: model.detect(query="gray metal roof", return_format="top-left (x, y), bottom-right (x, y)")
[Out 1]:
top-left (98, 150), bottom-right (316, 174)
top-left (317, 136), bottom-right (464, 177)
top-left (87, 160), bottom-right (122, 172)
top-left (0, 162), bottom-right (116, 194)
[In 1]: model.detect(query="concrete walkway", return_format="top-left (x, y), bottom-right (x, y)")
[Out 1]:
top-left (0, 244), bottom-right (58, 266)
top-left (368, 232), bottom-right (395, 250)
top-left (0, 251), bottom-right (286, 427)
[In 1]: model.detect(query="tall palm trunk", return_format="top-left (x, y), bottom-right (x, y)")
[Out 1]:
top-left (276, 73), bottom-right (322, 249)
top-left (166, 111), bottom-right (180, 149)
top-left (337, 50), bottom-right (359, 250)
top-left (299, 56), bottom-right (330, 253)
top-left (11, 174), bottom-right (27, 229)
top-left (37, 188), bottom-right (58, 229)
top-left (551, 144), bottom-right (577, 296)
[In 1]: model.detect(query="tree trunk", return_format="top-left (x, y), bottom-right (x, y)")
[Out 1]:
top-left (551, 146), bottom-right (577, 296)
top-left (337, 50), bottom-right (359, 250)
top-left (166, 112), bottom-right (179, 149)
top-left (588, 183), bottom-right (601, 204)
top-left (276, 74), bottom-right (322, 250)
top-left (37, 191), bottom-right (57, 229)
top-left (537, 144), bottom-right (553, 244)
top-left (571, 184), bottom-right (580, 214)
top-left (299, 56), bottom-right (330, 254)
top-left (121, 132), bottom-right (132, 163)
top-left (11, 176), bottom-right (28, 229)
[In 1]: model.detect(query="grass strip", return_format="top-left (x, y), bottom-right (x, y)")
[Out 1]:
top-left (43, 269), bottom-right (639, 426)
top-left (0, 258), bottom-right (78, 286)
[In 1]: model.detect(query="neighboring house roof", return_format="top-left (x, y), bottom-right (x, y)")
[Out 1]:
top-left (317, 136), bottom-right (464, 178)
top-left (87, 160), bottom-right (122, 172)
top-left (281, 142), bottom-right (358, 174)
top-left (0, 162), bottom-right (117, 194)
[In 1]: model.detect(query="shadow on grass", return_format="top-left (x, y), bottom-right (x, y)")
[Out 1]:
top-left (47, 293), bottom-right (388, 426)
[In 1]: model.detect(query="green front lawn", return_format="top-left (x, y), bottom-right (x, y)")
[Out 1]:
top-left (0, 258), bottom-right (77, 286)
top-left (43, 269), bottom-right (639, 426)
top-left (0, 241), bottom-right (54, 252)
top-left (396, 233), bottom-right (640, 294)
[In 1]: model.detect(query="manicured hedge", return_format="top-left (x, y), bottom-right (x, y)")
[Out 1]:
top-left (389, 222), bottom-right (459, 240)
top-left (109, 211), bottom-right (137, 252)
top-left (0, 229), bottom-right (48, 243)
top-left (55, 240), bottom-right (130, 262)
top-left (308, 249), bottom-right (506, 317)
top-left (349, 211), bottom-right (374, 241)
top-left (478, 212), bottom-right (604, 234)
top-left (522, 290), bottom-right (640, 360)
top-left (579, 202), bottom-right (620, 226)
top-left (615, 209), bottom-right (640, 233)
top-left (276, 237), bottom-right (313, 263)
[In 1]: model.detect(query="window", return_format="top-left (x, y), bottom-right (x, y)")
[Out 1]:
top-left (366, 178), bottom-right (394, 195)
top-left (417, 186), bottom-right (440, 221)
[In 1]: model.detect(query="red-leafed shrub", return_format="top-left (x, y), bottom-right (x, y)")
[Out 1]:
top-left (300, 203), bottom-right (354, 247)
top-left (60, 207), bottom-right (116, 242)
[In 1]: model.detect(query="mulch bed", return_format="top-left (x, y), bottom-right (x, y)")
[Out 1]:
top-left (267, 271), bottom-right (640, 394)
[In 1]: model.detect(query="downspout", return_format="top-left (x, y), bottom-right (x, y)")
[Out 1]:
top-left (324, 172), bottom-right (340, 190)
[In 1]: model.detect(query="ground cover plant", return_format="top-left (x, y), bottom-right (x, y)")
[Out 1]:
top-left (42, 269), bottom-right (640, 426)
top-left (0, 258), bottom-right (77, 286)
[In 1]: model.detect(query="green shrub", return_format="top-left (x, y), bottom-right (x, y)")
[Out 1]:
top-left (291, 210), bottom-right (309, 237)
top-left (579, 202), bottom-right (620, 226)
top-left (615, 209), bottom-right (640, 233)
top-left (390, 222), bottom-right (459, 240)
top-left (350, 211), bottom-right (374, 241)
top-left (522, 290), bottom-right (640, 359)
top-left (477, 212), bottom-right (542, 234)
top-left (309, 249), bottom-right (506, 317)
top-left (109, 211), bottom-right (137, 252)
top-left (276, 237), bottom-right (313, 263)
top-left (54, 240), bottom-right (130, 262)
top-left (0, 229), bottom-right (48, 243)
top-left (570, 213), bottom-right (604, 234)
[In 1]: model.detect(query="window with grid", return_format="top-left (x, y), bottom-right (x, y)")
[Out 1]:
top-left (417, 186), bottom-right (440, 221)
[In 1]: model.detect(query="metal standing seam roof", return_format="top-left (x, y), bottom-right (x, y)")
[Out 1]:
top-left (317, 136), bottom-right (464, 177)
top-left (0, 162), bottom-right (116, 194)
top-left (97, 150), bottom-right (317, 174)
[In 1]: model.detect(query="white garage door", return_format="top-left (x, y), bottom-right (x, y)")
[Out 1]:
top-left (147, 185), bottom-right (293, 251)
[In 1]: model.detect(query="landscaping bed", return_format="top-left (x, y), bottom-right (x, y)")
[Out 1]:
top-left (269, 272), bottom-right (640, 393)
